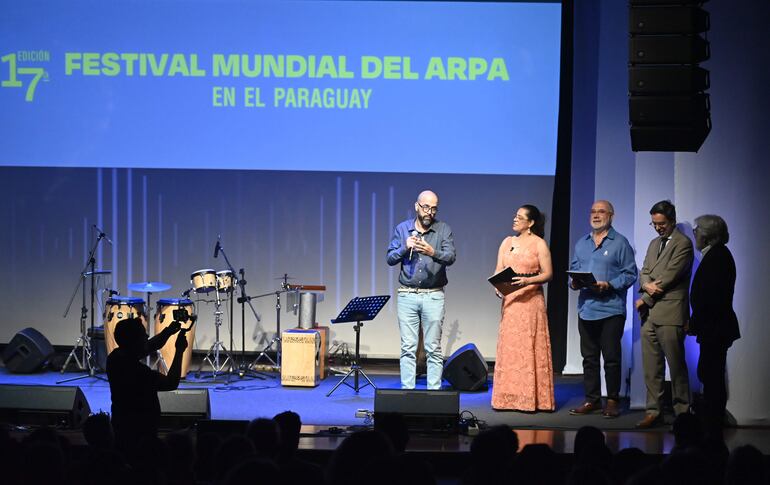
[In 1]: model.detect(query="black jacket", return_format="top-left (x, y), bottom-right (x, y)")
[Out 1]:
top-left (690, 244), bottom-right (741, 346)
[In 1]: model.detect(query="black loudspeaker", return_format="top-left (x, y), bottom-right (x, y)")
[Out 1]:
top-left (0, 384), bottom-right (91, 427)
top-left (158, 389), bottom-right (211, 429)
top-left (2, 327), bottom-right (55, 373)
top-left (628, 2), bottom-right (711, 151)
top-left (630, 121), bottom-right (712, 153)
top-left (374, 389), bottom-right (459, 433)
top-left (630, 94), bottom-right (710, 124)
top-left (629, 6), bottom-right (709, 35)
top-left (629, 66), bottom-right (709, 94)
top-left (87, 325), bottom-right (108, 371)
top-left (196, 419), bottom-right (249, 440)
top-left (442, 343), bottom-right (488, 391)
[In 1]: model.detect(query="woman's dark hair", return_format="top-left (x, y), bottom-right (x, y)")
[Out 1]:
top-left (521, 204), bottom-right (546, 238)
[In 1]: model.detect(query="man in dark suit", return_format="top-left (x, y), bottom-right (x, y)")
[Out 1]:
top-left (689, 214), bottom-right (740, 438)
top-left (635, 201), bottom-right (693, 428)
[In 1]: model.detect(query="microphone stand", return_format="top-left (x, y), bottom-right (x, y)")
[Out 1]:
top-left (58, 230), bottom-right (109, 383)
top-left (215, 243), bottom-right (265, 381)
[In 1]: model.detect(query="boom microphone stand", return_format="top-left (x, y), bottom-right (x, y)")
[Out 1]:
top-left (210, 238), bottom-right (264, 381)
top-left (249, 274), bottom-right (295, 371)
top-left (58, 226), bottom-right (110, 384)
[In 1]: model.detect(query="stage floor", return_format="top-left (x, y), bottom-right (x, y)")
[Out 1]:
top-left (1, 362), bottom-right (768, 455)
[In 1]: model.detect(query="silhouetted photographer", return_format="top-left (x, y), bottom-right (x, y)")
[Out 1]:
top-left (106, 316), bottom-right (189, 451)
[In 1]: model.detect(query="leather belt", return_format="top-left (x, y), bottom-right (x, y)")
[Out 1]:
top-left (397, 286), bottom-right (444, 294)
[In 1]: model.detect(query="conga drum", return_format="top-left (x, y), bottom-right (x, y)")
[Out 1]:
top-left (154, 298), bottom-right (195, 378)
top-left (103, 296), bottom-right (147, 354)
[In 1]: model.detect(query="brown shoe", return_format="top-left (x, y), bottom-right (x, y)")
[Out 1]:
top-left (569, 401), bottom-right (601, 415)
top-left (635, 414), bottom-right (663, 429)
top-left (603, 399), bottom-right (621, 418)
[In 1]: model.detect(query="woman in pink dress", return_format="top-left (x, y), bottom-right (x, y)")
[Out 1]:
top-left (491, 204), bottom-right (555, 411)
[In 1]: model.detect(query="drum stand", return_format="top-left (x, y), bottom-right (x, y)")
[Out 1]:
top-left (196, 288), bottom-right (235, 380)
top-left (58, 230), bottom-right (109, 384)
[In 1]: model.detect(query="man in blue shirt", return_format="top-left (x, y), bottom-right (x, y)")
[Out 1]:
top-left (568, 200), bottom-right (638, 418)
top-left (387, 190), bottom-right (456, 389)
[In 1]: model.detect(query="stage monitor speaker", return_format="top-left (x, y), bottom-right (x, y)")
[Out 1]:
top-left (0, 384), bottom-right (90, 427)
top-left (2, 327), bottom-right (55, 373)
top-left (196, 419), bottom-right (249, 440)
top-left (158, 389), bottom-right (211, 429)
top-left (374, 388), bottom-right (459, 434)
top-left (442, 343), bottom-right (488, 391)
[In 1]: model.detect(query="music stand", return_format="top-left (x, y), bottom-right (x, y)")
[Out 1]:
top-left (326, 295), bottom-right (390, 397)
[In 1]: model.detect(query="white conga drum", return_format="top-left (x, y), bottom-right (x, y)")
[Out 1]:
top-left (216, 270), bottom-right (236, 293)
top-left (154, 298), bottom-right (196, 378)
top-left (103, 296), bottom-right (147, 354)
top-left (191, 269), bottom-right (217, 293)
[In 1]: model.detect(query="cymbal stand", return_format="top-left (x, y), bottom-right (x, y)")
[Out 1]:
top-left (58, 229), bottom-right (109, 384)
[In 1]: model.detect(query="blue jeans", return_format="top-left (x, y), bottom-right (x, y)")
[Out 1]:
top-left (397, 291), bottom-right (445, 389)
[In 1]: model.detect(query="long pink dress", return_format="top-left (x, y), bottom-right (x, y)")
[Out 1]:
top-left (491, 235), bottom-right (555, 411)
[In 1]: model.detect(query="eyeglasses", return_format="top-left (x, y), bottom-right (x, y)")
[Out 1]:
top-left (590, 209), bottom-right (611, 215)
top-left (418, 204), bottom-right (438, 214)
top-left (649, 221), bottom-right (670, 228)
top-left (513, 215), bottom-right (530, 222)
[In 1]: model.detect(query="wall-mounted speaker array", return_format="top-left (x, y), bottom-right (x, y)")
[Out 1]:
top-left (628, 0), bottom-right (711, 151)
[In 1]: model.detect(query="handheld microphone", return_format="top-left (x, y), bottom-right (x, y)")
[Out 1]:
top-left (409, 230), bottom-right (421, 259)
top-left (182, 288), bottom-right (192, 298)
top-left (93, 224), bottom-right (113, 245)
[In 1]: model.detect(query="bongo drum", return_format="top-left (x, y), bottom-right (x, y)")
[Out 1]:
top-left (216, 270), bottom-right (236, 293)
top-left (191, 269), bottom-right (216, 293)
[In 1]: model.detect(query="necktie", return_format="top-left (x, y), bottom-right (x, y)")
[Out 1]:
top-left (657, 237), bottom-right (669, 257)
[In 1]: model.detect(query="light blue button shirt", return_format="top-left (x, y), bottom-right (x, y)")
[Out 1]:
top-left (569, 227), bottom-right (638, 320)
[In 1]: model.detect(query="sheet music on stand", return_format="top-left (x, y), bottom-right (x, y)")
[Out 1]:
top-left (326, 295), bottom-right (390, 397)
top-left (331, 295), bottom-right (390, 324)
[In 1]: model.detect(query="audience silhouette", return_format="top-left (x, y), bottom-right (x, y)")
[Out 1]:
top-left (1, 395), bottom-right (767, 485)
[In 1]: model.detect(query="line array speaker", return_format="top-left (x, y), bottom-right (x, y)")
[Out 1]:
top-left (628, 1), bottom-right (711, 151)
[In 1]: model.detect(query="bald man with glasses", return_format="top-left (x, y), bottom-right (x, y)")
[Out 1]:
top-left (387, 190), bottom-right (456, 389)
